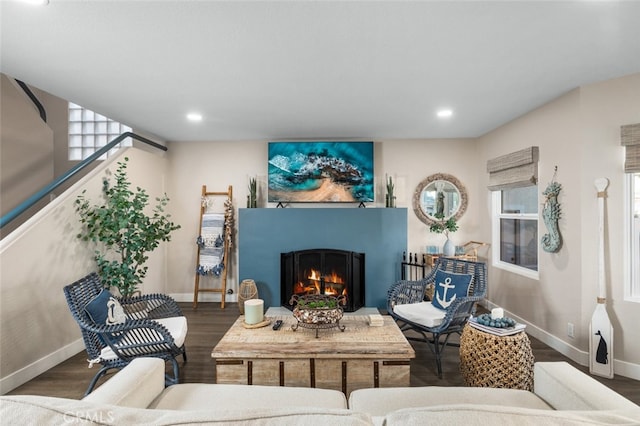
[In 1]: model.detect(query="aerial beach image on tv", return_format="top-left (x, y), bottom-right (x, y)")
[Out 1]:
top-left (268, 141), bottom-right (374, 203)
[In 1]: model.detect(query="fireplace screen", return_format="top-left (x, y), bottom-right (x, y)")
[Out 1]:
top-left (281, 249), bottom-right (364, 312)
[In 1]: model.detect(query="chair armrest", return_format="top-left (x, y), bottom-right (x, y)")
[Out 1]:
top-left (81, 318), bottom-right (180, 360)
top-left (429, 294), bottom-right (484, 333)
top-left (119, 293), bottom-right (183, 320)
top-left (82, 358), bottom-right (165, 407)
top-left (387, 279), bottom-right (428, 311)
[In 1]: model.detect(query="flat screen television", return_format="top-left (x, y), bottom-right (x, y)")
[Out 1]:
top-left (268, 141), bottom-right (374, 203)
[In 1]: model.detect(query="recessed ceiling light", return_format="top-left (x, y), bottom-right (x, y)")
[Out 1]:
top-left (436, 109), bottom-right (453, 118)
top-left (186, 113), bottom-right (202, 122)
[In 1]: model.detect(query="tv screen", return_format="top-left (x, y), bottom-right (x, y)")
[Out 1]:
top-left (268, 141), bottom-right (374, 203)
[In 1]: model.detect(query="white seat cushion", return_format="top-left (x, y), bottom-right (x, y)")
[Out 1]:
top-left (98, 316), bottom-right (188, 361)
top-left (393, 302), bottom-right (445, 328)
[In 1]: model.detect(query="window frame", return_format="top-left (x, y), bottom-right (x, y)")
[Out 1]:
top-left (491, 189), bottom-right (540, 280)
top-left (624, 173), bottom-right (640, 302)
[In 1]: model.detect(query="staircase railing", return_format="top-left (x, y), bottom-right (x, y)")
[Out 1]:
top-left (0, 132), bottom-right (167, 229)
top-left (16, 79), bottom-right (47, 123)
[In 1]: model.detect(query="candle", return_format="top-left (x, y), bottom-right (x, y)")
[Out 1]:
top-left (491, 307), bottom-right (504, 320)
top-left (244, 299), bottom-right (264, 325)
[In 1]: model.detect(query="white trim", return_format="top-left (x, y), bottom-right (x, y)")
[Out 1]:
top-left (0, 339), bottom-right (85, 395)
top-left (482, 301), bottom-right (640, 381)
top-left (624, 173), bottom-right (640, 302)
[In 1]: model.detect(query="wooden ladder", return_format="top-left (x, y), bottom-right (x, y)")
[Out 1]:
top-left (193, 184), bottom-right (233, 309)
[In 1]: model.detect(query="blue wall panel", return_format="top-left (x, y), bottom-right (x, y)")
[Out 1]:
top-left (238, 208), bottom-right (408, 310)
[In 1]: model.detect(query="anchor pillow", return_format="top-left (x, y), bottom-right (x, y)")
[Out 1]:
top-left (431, 270), bottom-right (473, 310)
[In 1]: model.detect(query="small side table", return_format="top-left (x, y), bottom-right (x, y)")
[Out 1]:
top-left (459, 324), bottom-right (534, 391)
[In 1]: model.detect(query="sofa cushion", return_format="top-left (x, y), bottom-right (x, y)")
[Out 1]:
top-left (393, 302), bottom-right (445, 328)
top-left (0, 395), bottom-right (371, 426)
top-left (431, 270), bottom-right (473, 310)
top-left (382, 405), bottom-right (640, 426)
top-left (149, 383), bottom-right (348, 410)
top-left (348, 386), bottom-right (552, 418)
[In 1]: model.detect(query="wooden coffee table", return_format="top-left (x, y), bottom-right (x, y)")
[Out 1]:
top-left (211, 312), bottom-right (414, 396)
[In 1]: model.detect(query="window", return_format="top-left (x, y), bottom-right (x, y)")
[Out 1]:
top-left (68, 103), bottom-right (132, 161)
top-left (487, 146), bottom-right (539, 278)
top-left (625, 173), bottom-right (640, 301)
top-left (622, 123), bottom-right (640, 302)
top-left (492, 186), bottom-right (539, 278)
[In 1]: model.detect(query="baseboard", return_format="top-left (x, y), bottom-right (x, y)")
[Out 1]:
top-left (170, 292), bottom-right (238, 303)
top-left (482, 301), bottom-right (640, 381)
top-left (0, 339), bottom-right (85, 395)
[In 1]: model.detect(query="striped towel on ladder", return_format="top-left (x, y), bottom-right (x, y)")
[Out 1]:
top-left (197, 213), bottom-right (225, 276)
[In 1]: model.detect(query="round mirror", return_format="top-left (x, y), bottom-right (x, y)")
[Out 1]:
top-left (412, 173), bottom-right (468, 226)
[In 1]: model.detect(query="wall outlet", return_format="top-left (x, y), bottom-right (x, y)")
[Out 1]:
top-left (567, 322), bottom-right (575, 338)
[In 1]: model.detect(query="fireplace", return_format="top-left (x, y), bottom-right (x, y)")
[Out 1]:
top-left (281, 249), bottom-right (365, 312)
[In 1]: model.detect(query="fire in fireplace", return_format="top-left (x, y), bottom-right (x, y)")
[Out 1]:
top-left (281, 249), bottom-right (365, 312)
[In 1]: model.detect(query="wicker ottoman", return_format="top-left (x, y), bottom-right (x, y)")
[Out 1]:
top-left (459, 324), bottom-right (534, 391)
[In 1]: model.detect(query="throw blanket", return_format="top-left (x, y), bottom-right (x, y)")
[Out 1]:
top-left (197, 213), bottom-right (225, 276)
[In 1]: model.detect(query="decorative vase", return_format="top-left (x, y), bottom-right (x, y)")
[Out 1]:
top-left (443, 238), bottom-right (455, 256)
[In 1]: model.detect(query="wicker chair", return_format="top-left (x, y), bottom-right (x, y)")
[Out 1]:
top-left (387, 258), bottom-right (487, 378)
top-left (63, 272), bottom-right (187, 395)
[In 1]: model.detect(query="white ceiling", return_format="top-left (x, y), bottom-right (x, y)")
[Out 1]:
top-left (2, 1), bottom-right (639, 143)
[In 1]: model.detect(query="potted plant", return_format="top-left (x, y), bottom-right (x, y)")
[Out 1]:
top-left (75, 157), bottom-right (181, 297)
top-left (385, 175), bottom-right (395, 208)
top-left (429, 213), bottom-right (458, 256)
top-left (289, 294), bottom-right (346, 325)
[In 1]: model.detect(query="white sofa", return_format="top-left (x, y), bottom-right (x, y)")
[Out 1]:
top-left (1, 358), bottom-right (638, 425)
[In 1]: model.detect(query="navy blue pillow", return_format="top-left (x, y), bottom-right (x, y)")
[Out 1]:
top-left (431, 270), bottom-right (473, 310)
top-left (85, 289), bottom-right (126, 326)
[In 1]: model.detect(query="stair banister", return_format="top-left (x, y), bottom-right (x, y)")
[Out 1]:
top-left (0, 132), bottom-right (167, 229)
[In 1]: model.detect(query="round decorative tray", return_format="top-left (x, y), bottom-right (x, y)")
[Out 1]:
top-left (289, 294), bottom-right (347, 338)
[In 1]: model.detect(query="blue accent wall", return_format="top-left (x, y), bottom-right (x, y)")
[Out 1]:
top-left (238, 208), bottom-right (407, 310)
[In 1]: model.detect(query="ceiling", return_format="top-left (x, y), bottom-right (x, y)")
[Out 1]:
top-left (2, 1), bottom-right (639, 143)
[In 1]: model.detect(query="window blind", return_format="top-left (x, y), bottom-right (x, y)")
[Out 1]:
top-left (486, 146), bottom-right (539, 191)
top-left (621, 123), bottom-right (640, 173)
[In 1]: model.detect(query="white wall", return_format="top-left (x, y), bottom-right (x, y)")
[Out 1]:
top-left (476, 72), bottom-right (640, 377)
top-left (0, 148), bottom-right (169, 393)
top-left (163, 138), bottom-right (480, 302)
top-left (0, 75), bottom-right (54, 236)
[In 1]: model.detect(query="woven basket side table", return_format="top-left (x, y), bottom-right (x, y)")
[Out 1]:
top-left (459, 324), bottom-right (534, 391)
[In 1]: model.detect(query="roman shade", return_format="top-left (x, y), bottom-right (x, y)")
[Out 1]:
top-left (621, 123), bottom-right (640, 173)
top-left (487, 146), bottom-right (539, 191)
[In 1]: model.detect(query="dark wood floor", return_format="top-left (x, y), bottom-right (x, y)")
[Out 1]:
top-left (8, 302), bottom-right (640, 405)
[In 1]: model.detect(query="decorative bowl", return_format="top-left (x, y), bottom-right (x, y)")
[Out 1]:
top-left (289, 294), bottom-right (346, 325)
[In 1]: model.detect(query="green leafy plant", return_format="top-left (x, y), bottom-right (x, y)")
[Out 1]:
top-left (429, 213), bottom-right (459, 238)
top-left (298, 298), bottom-right (338, 309)
top-left (247, 177), bottom-right (257, 208)
top-left (75, 157), bottom-right (181, 297)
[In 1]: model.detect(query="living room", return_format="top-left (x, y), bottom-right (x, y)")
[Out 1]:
top-left (1, 0), bottom-right (639, 408)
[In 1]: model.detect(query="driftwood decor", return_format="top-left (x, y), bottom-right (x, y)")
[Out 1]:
top-left (541, 167), bottom-right (562, 253)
